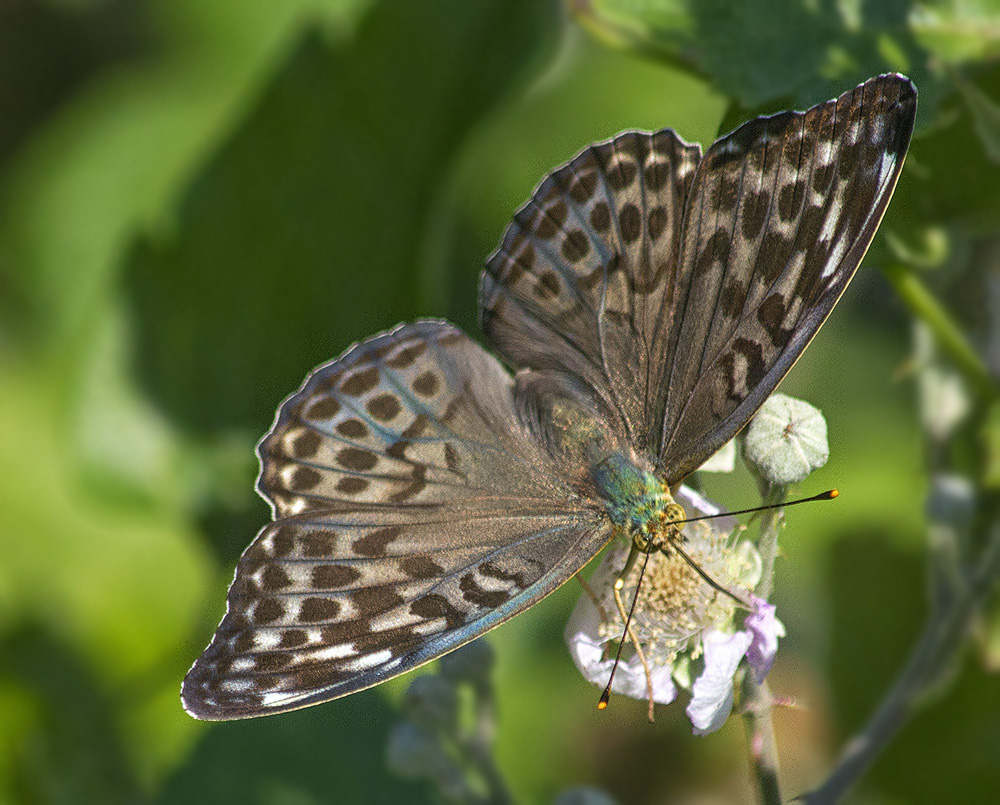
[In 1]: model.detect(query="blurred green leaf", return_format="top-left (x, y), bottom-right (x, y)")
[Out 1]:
top-left (910, 0), bottom-right (1000, 62)
top-left (125, 0), bottom-right (559, 436)
top-left (0, 358), bottom-right (214, 790)
top-left (954, 68), bottom-right (1000, 162)
top-left (0, 0), bottom-right (375, 354)
top-left (573, 0), bottom-right (936, 107)
top-left (978, 590), bottom-right (1000, 670)
top-left (984, 401), bottom-right (1000, 488)
top-left (824, 534), bottom-right (926, 731)
top-left (886, 63), bottom-right (1000, 238)
top-left (824, 530), bottom-right (1000, 800)
top-left (158, 692), bottom-right (431, 805)
top-left (0, 626), bottom-right (139, 804)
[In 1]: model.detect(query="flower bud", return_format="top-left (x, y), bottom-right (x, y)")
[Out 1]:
top-left (554, 787), bottom-right (620, 805)
top-left (439, 638), bottom-right (495, 685)
top-left (742, 394), bottom-right (828, 485)
top-left (403, 674), bottom-right (458, 734)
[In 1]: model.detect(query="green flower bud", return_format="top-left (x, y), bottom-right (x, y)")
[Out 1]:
top-left (742, 394), bottom-right (828, 485)
top-left (440, 638), bottom-right (495, 684)
top-left (386, 723), bottom-right (465, 798)
top-left (554, 787), bottom-right (620, 805)
top-left (402, 674), bottom-right (459, 734)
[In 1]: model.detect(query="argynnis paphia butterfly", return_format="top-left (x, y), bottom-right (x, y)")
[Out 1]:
top-left (183, 74), bottom-right (916, 720)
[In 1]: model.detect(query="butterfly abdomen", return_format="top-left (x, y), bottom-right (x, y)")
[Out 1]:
top-left (590, 452), bottom-right (670, 533)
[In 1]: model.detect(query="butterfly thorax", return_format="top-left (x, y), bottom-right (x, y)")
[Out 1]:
top-left (589, 452), bottom-right (684, 550)
top-left (541, 395), bottom-right (684, 545)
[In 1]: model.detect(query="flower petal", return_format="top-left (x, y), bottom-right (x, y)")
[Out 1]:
top-left (687, 629), bottom-right (753, 735)
top-left (697, 440), bottom-right (736, 473)
top-left (744, 597), bottom-right (785, 683)
top-left (677, 485), bottom-right (738, 534)
top-left (565, 594), bottom-right (677, 705)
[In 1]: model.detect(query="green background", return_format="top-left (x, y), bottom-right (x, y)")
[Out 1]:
top-left (1, 1), bottom-right (998, 802)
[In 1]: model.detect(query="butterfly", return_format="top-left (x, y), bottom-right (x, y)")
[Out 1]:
top-left (182, 74), bottom-right (916, 720)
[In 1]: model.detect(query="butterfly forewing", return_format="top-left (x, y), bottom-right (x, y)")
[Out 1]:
top-left (182, 321), bottom-right (609, 720)
top-left (480, 74), bottom-right (915, 482)
top-left (657, 74), bottom-right (916, 482)
top-left (481, 130), bottom-right (702, 454)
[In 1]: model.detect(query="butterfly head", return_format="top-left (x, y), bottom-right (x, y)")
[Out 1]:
top-left (584, 451), bottom-right (688, 557)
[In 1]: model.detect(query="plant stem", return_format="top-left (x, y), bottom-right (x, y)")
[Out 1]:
top-left (754, 488), bottom-right (786, 602)
top-left (743, 486), bottom-right (787, 804)
top-left (802, 522), bottom-right (1000, 804)
top-left (742, 677), bottom-right (783, 805)
top-left (882, 262), bottom-right (998, 400)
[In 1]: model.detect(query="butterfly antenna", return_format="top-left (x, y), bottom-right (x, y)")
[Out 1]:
top-left (597, 490), bottom-right (838, 710)
top-left (599, 547), bottom-right (653, 711)
top-left (667, 490), bottom-right (840, 608)
top-left (676, 489), bottom-right (838, 526)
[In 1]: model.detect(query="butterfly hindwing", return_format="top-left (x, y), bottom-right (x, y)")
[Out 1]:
top-left (657, 74), bottom-right (916, 482)
top-left (182, 321), bottom-right (609, 719)
top-left (255, 320), bottom-right (571, 515)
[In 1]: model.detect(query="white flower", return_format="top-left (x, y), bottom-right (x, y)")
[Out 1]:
top-left (687, 629), bottom-right (753, 734)
top-left (565, 588), bottom-right (678, 707)
top-left (565, 487), bottom-right (783, 734)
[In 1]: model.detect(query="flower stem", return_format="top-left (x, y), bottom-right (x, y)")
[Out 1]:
top-left (743, 485), bottom-right (787, 804)
top-left (802, 519), bottom-right (1000, 804)
top-left (742, 678), bottom-right (783, 805)
top-left (754, 486), bottom-right (787, 601)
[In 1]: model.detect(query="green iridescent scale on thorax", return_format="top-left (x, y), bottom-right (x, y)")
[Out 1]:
top-left (544, 394), bottom-right (679, 539)
top-left (590, 453), bottom-right (671, 533)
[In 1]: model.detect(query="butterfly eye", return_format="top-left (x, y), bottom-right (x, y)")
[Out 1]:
top-left (664, 503), bottom-right (686, 530)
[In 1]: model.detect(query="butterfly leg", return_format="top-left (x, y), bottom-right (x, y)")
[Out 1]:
top-left (574, 572), bottom-right (612, 631)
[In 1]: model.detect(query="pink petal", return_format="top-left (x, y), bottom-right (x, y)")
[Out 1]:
top-left (744, 596), bottom-right (784, 683)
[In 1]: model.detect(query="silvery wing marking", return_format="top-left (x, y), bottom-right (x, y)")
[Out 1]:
top-left (481, 74), bottom-right (916, 484)
top-left (182, 321), bottom-right (609, 720)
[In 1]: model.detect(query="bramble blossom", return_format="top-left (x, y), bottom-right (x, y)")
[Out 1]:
top-left (565, 487), bottom-right (784, 734)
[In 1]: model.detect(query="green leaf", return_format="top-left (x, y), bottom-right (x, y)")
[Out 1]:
top-left (910, 0), bottom-right (1000, 62)
top-left (887, 63), bottom-right (1000, 234)
top-left (0, 0), bottom-right (375, 353)
top-left (954, 69), bottom-right (1000, 163)
top-left (124, 0), bottom-right (559, 436)
top-left (984, 400), bottom-right (1000, 488)
top-left (573, 0), bottom-right (933, 107)
top-left (159, 694), bottom-right (431, 804)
